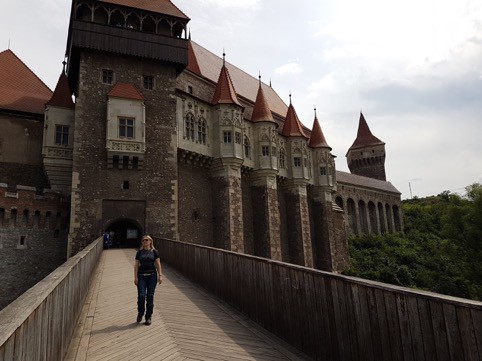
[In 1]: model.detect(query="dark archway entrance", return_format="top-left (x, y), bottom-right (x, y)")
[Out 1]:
top-left (105, 219), bottom-right (142, 248)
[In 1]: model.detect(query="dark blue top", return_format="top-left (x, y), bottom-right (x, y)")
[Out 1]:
top-left (135, 249), bottom-right (160, 275)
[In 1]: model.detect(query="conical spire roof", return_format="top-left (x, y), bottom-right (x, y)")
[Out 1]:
top-left (348, 112), bottom-right (384, 151)
top-left (308, 111), bottom-right (331, 149)
top-left (211, 57), bottom-right (241, 106)
top-left (281, 98), bottom-right (308, 138)
top-left (46, 72), bottom-right (74, 109)
top-left (251, 79), bottom-right (275, 124)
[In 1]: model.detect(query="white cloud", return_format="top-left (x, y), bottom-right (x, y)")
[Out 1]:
top-left (274, 60), bottom-right (302, 75)
top-left (198, 0), bottom-right (261, 9)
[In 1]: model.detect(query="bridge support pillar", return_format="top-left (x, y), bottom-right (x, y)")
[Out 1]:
top-left (251, 171), bottom-right (281, 261)
top-left (311, 187), bottom-right (349, 272)
top-left (283, 180), bottom-right (312, 267)
top-left (210, 159), bottom-right (244, 253)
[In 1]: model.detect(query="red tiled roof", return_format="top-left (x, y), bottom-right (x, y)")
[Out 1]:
top-left (281, 102), bottom-right (308, 138)
top-left (188, 41), bottom-right (288, 117)
top-left (348, 112), bottom-right (384, 151)
top-left (0, 49), bottom-right (52, 115)
top-left (251, 81), bottom-right (275, 124)
top-left (308, 115), bottom-right (331, 149)
top-left (108, 83), bottom-right (145, 100)
top-left (336, 170), bottom-right (400, 194)
top-left (211, 64), bottom-right (241, 106)
top-left (98, 0), bottom-right (189, 20)
top-left (46, 73), bottom-right (74, 109)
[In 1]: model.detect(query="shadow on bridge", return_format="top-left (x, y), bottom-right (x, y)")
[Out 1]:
top-left (64, 248), bottom-right (307, 361)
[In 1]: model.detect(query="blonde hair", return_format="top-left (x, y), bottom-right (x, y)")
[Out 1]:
top-left (140, 235), bottom-right (155, 250)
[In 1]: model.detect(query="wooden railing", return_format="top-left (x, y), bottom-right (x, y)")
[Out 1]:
top-left (0, 237), bottom-right (103, 361)
top-left (155, 238), bottom-right (482, 361)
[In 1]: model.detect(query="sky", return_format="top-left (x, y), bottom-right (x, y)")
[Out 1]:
top-left (1, 0), bottom-right (481, 199)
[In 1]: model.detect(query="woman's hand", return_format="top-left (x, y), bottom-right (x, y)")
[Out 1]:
top-left (134, 277), bottom-right (138, 286)
top-left (158, 275), bottom-right (163, 285)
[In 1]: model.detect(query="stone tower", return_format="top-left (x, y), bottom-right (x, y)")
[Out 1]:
top-left (210, 55), bottom-right (245, 252)
top-left (65, 0), bottom-right (189, 255)
top-left (309, 110), bottom-right (348, 271)
top-left (280, 97), bottom-right (312, 267)
top-left (250, 77), bottom-right (281, 260)
top-left (346, 112), bottom-right (386, 181)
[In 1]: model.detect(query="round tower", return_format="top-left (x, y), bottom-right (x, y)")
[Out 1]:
top-left (346, 112), bottom-right (386, 181)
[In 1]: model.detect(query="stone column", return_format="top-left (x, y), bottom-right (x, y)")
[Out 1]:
top-left (251, 170), bottom-right (281, 261)
top-left (311, 187), bottom-right (349, 272)
top-left (211, 158), bottom-right (244, 253)
top-left (283, 180), bottom-right (312, 267)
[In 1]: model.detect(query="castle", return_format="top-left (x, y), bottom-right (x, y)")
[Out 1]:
top-left (0, 0), bottom-right (401, 308)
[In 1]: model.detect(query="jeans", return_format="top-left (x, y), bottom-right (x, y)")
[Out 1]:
top-left (137, 273), bottom-right (157, 318)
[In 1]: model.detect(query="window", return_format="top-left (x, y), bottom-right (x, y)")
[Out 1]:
top-left (17, 236), bottom-right (27, 249)
top-left (279, 149), bottom-right (285, 168)
top-left (198, 119), bottom-right (206, 144)
top-left (102, 69), bottom-right (113, 84)
top-left (235, 132), bottom-right (241, 144)
top-left (185, 114), bottom-right (195, 140)
top-left (123, 180), bottom-right (130, 189)
top-left (119, 118), bottom-right (134, 138)
top-left (55, 125), bottom-right (69, 145)
top-left (223, 131), bottom-right (232, 143)
top-left (261, 145), bottom-right (270, 156)
top-left (187, 85), bottom-right (193, 94)
top-left (320, 167), bottom-right (327, 175)
top-left (244, 136), bottom-right (250, 158)
top-left (294, 157), bottom-right (301, 167)
top-left (143, 75), bottom-right (154, 90)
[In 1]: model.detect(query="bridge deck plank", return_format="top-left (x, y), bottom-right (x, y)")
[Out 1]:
top-left (66, 249), bottom-right (309, 361)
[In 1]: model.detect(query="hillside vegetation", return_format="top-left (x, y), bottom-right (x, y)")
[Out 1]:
top-left (343, 183), bottom-right (482, 301)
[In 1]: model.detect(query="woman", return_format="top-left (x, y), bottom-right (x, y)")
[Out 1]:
top-left (134, 235), bottom-right (163, 325)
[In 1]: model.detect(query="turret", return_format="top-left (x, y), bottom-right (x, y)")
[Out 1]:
top-left (346, 112), bottom-right (386, 181)
top-left (280, 96), bottom-right (309, 181)
top-left (251, 76), bottom-right (278, 171)
top-left (211, 53), bottom-right (244, 162)
top-left (309, 108), bottom-right (336, 196)
top-left (42, 66), bottom-right (75, 194)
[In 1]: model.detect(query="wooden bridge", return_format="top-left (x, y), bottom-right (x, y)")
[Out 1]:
top-left (1, 237), bottom-right (481, 360)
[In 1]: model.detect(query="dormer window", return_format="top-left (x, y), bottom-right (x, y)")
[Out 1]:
top-left (119, 117), bottom-right (134, 138)
top-left (320, 167), bottom-right (327, 175)
top-left (102, 69), bottom-right (113, 84)
top-left (294, 157), bottom-right (301, 167)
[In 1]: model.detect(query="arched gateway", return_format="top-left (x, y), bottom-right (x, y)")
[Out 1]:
top-left (104, 218), bottom-right (143, 248)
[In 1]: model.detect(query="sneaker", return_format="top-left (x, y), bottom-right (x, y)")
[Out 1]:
top-left (136, 315), bottom-right (142, 323)
top-left (145, 318), bottom-right (151, 326)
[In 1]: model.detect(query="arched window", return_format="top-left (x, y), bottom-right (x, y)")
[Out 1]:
top-left (244, 135), bottom-right (251, 158)
top-left (126, 13), bottom-right (140, 30)
top-left (76, 4), bottom-right (92, 21)
top-left (335, 196), bottom-right (344, 210)
top-left (110, 10), bottom-right (125, 27)
top-left (279, 148), bottom-right (285, 168)
top-left (197, 118), bottom-right (206, 145)
top-left (142, 16), bottom-right (156, 33)
top-left (185, 113), bottom-right (195, 141)
top-left (93, 7), bottom-right (108, 24)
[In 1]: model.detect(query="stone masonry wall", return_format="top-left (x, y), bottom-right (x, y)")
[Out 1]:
top-left (69, 51), bottom-right (179, 254)
top-left (178, 162), bottom-right (213, 246)
top-left (0, 186), bottom-right (69, 310)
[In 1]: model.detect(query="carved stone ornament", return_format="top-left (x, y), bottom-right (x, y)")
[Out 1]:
top-left (45, 147), bottom-right (73, 159)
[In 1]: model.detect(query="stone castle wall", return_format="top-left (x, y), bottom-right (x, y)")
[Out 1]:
top-left (0, 184), bottom-right (69, 310)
